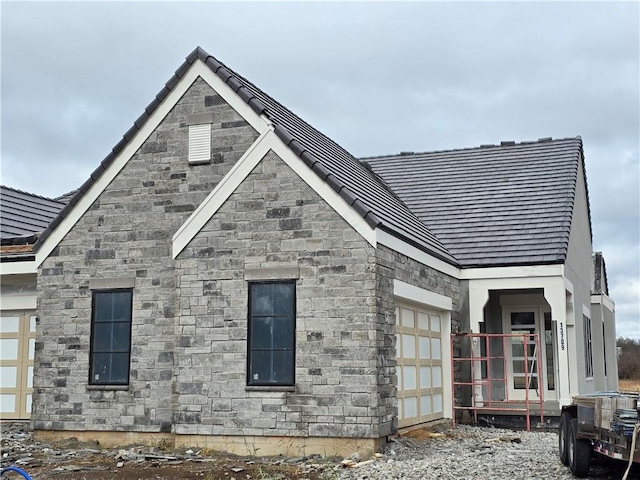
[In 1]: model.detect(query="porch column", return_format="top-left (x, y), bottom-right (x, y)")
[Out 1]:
top-left (468, 286), bottom-right (489, 404)
top-left (544, 281), bottom-right (571, 407)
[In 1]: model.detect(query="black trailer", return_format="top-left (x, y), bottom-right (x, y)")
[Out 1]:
top-left (559, 393), bottom-right (640, 478)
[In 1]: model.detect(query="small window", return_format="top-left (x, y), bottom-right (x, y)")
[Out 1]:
top-left (583, 315), bottom-right (593, 378)
top-left (89, 290), bottom-right (133, 385)
top-left (544, 312), bottom-right (555, 391)
top-left (602, 323), bottom-right (607, 377)
top-left (247, 282), bottom-right (295, 386)
top-left (188, 124), bottom-right (211, 164)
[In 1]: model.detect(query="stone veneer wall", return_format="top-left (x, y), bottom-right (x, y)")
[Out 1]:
top-left (33, 78), bottom-right (259, 432)
top-left (375, 245), bottom-right (461, 432)
top-left (32, 77), bottom-right (462, 450)
top-left (174, 151), bottom-right (382, 440)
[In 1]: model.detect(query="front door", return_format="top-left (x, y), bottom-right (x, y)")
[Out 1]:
top-left (504, 308), bottom-right (544, 401)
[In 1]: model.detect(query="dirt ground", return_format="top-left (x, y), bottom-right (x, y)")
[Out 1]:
top-left (1, 450), bottom-right (335, 480)
top-left (618, 379), bottom-right (640, 393)
top-left (1, 427), bottom-right (339, 480)
top-left (1, 456), bottom-right (331, 479)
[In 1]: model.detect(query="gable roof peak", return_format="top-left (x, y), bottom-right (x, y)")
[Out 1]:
top-left (34, 46), bottom-right (459, 267)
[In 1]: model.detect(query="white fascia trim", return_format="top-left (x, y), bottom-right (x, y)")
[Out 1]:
top-left (35, 59), bottom-right (271, 267)
top-left (460, 264), bottom-right (564, 280)
top-left (376, 230), bottom-right (460, 278)
top-left (0, 261), bottom-right (37, 275)
top-left (564, 275), bottom-right (574, 294)
top-left (393, 279), bottom-right (452, 311)
top-left (190, 61), bottom-right (271, 134)
top-left (590, 293), bottom-right (615, 312)
top-left (604, 295), bottom-right (615, 312)
top-left (173, 128), bottom-right (274, 257)
top-left (474, 275), bottom-right (564, 290)
top-left (269, 139), bottom-right (376, 247)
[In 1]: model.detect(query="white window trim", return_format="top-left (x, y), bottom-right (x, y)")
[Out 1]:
top-left (583, 313), bottom-right (594, 379)
top-left (393, 279), bottom-right (452, 311)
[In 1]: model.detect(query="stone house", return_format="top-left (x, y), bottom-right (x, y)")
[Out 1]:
top-left (0, 47), bottom-right (616, 457)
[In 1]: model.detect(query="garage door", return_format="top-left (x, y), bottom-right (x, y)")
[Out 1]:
top-left (396, 302), bottom-right (444, 428)
top-left (0, 310), bottom-right (36, 419)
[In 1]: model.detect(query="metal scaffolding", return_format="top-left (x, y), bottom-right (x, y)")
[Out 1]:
top-left (450, 332), bottom-right (545, 431)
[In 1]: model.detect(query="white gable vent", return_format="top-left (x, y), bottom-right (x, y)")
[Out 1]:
top-left (188, 123), bottom-right (211, 164)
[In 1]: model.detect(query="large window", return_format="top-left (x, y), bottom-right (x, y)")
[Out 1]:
top-left (89, 290), bottom-right (133, 385)
top-left (247, 282), bottom-right (295, 386)
top-left (583, 315), bottom-right (593, 378)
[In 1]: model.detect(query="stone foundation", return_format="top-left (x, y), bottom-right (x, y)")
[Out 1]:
top-left (33, 430), bottom-right (384, 458)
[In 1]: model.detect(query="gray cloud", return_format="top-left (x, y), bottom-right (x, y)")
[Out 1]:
top-left (2, 1), bottom-right (638, 338)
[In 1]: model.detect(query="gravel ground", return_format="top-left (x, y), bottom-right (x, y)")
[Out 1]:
top-left (337, 425), bottom-right (637, 480)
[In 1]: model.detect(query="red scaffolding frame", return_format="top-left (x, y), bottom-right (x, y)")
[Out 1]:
top-left (450, 332), bottom-right (544, 431)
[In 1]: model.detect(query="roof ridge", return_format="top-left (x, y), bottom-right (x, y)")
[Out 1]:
top-left (54, 189), bottom-right (79, 203)
top-left (194, 48), bottom-right (361, 162)
top-left (360, 136), bottom-right (582, 161)
top-left (0, 185), bottom-right (66, 205)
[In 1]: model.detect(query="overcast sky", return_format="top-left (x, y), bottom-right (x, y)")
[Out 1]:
top-left (1, 1), bottom-right (638, 339)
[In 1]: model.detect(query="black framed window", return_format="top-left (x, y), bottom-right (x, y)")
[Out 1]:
top-left (602, 323), bottom-right (607, 377)
top-left (583, 315), bottom-right (593, 378)
top-left (247, 282), bottom-right (295, 386)
top-left (89, 289), bottom-right (133, 385)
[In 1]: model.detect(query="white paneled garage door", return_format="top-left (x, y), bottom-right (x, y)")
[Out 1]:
top-left (396, 302), bottom-right (444, 428)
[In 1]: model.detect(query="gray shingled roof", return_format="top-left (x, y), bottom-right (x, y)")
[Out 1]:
top-left (362, 137), bottom-right (590, 268)
top-left (592, 252), bottom-right (609, 295)
top-left (35, 47), bottom-right (457, 266)
top-left (0, 185), bottom-right (66, 242)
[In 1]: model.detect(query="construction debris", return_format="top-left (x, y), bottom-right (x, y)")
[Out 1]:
top-left (0, 422), bottom-right (343, 478)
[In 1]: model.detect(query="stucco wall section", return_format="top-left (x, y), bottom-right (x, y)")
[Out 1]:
top-left (590, 299), bottom-right (618, 391)
top-left (33, 78), bottom-right (259, 433)
top-left (564, 160), bottom-right (598, 393)
top-left (174, 151), bottom-right (381, 439)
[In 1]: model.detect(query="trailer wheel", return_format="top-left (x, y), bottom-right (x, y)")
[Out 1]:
top-left (559, 410), bottom-right (571, 466)
top-left (568, 417), bottom-right (592, 477)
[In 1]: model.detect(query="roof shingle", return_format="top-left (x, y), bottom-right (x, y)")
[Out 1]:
top-left (362, 137), bottom-right (587, 267)
top-left (0, 186), bottom-right (66, 242)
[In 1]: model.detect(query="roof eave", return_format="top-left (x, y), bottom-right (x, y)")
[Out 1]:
top-left (459, 258), bottom-right (566, 269)
top-left (377, 224), bottom-right (460, 268)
